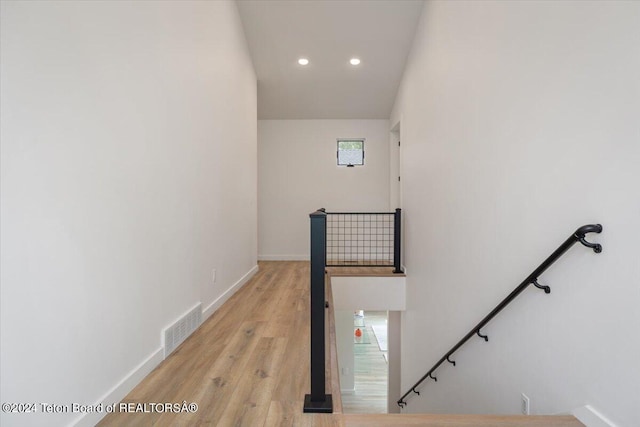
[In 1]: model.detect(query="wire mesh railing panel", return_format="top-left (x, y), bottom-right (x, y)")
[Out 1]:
top-left (326, 212), bottom-right (395, 266)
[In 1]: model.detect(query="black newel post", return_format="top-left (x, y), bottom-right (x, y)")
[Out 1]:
top-left (393, 208), bottom-right (403, 274)
top-left (303, 209), bottom-right (333, 413)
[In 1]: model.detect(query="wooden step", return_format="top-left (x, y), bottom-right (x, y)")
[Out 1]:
top-left (342, 413), bottom-right (584, 426)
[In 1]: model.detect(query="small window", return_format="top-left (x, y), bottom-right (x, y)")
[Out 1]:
top-left (337, 139), bottom-right (364, 167)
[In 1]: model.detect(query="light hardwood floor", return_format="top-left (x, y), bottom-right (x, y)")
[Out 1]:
top-left (98, 261), bottom-right (341, 427)
top-left (97, 261), bottom-right (583, 427)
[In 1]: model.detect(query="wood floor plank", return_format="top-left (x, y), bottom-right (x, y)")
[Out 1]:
top-left (264, 400), bottom-right (309, 427)
top-left (245, 264), bottom-right (287, 323)
top-left (216, 337), bottom-right (288, 426)
top-left (342, 413), bottom-right (584, 426)
top-left (170, 320), bottom-right (267, 425)
top-left (271, 306), bottom-right (310, 401)
top-left (311, 413), bottom-right (345, 427)
top-left (263, 268), bottom-right (299, 338)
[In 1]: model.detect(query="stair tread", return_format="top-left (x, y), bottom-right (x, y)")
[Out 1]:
top-left (342, 413), bottom-right (584, 427)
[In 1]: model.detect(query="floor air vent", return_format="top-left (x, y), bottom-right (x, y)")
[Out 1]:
top-left (163, 303), bottom-right (202, 359)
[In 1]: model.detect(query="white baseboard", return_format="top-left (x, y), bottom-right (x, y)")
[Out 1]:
top-left (71, 348), bottom-right (163, 427)
top-left (71, 264), bottom-right (259, 427)
top-left (203, 264), bottom-right (259, 320)
top-left (258, 254), bottom-right (309, 261)
top-left (573, 405), bottom-right (617, 427)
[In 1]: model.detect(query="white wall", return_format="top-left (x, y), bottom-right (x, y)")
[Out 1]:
top-left (332, 276), bottom-right (406, 311)
top-left (389, 125), bottom-right (401, 211)
top-left (258, 120), bottom-right (390, 259)
top-left (391, 1), bottom-right (640, 425)
top-left (335, 310), bottom-right (356, 393)
top-left (0, 2), bottom-right (257, 426)
top-left (387, 310), bottom-right (402, 414)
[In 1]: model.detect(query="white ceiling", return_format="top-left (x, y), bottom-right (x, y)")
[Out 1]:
top-left (236, 0), bottom-right (424, 120)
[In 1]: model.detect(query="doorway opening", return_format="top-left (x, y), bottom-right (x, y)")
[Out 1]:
top-left (342, 310), bottom-right (389, 413)
top-left (390, 121), bottom-right (401, 211)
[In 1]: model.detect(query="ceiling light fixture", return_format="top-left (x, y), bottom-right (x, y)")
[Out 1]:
top-left (350, 58), bottom-right (361, 66)
top-left (298, 58), bottom-right (309, 65)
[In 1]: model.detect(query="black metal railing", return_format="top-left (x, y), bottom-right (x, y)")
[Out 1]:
top-left (325, 208), bottom-right (402, 273)
top-left (303, 209), bottom-right (332, 413)
top-left (303, 208), bottom-right (403, 413)
top-left (397, 224), bottom-right (603, 408)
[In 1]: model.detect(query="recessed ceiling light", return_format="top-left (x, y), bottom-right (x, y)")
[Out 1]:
top-left (298, 58), bottom-right (309, 65)
top-left (350, 58), bottom-right (361, 66)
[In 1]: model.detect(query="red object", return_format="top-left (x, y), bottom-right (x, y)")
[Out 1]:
top-left (355, 328), bottom-right (362, 338)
